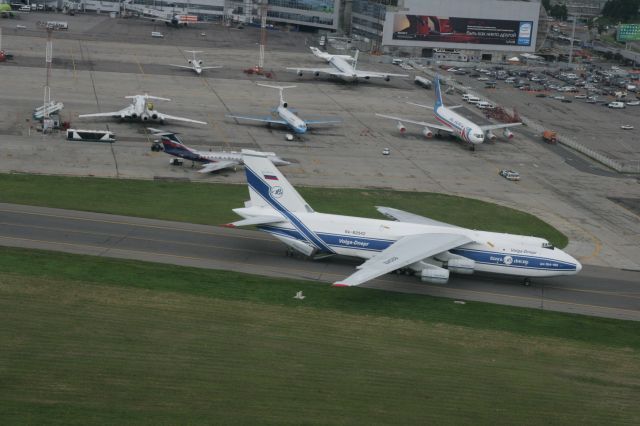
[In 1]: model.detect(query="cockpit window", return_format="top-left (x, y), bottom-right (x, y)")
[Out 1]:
top-left (542, 242), bottom-right (555, 250)
top-left (475, 134), bottom-right (483, 138)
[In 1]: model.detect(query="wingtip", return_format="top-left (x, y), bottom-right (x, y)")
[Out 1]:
top-left (221, 223), bottom-right (236, 228)
top-left (332, 283), bottom-right (349, 287)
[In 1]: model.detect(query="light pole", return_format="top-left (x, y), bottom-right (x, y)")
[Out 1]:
top-left (568, 14), bottom-right (579, 68)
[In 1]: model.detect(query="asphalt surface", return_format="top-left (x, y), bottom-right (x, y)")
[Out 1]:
top-left (1, 202), bottom-right (638, 321)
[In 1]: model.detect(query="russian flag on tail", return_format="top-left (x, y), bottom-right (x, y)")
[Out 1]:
top-left (264, 174), bottom-right (279, 181)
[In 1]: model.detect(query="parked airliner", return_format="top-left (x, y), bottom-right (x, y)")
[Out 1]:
top-left (287, 47), bottom-right (408, 82)
top-left (376, 75), bottom-right (522, 150)
top-left (226, 151), bottom-right (581, 287)
top-left (149, 129), bottom-right (289, 173)
top-left (170, 50), bottom-right (222, 75)
top-left (226, 84), bottom-right (342, 135)
top-left (79, 94), bottom-right (206, 125)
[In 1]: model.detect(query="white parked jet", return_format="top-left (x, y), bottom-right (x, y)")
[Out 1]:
top-left (226, 151), bottom-right (581, 287)
top-left (170, 50), bottom-right (222, 75)
top-left (148, 129), bottom-right (289, 173)
top-left (79, 94), bottom-right (207, 125)
top-left (226, 84), bottom-right (342, 135)
top-left (376, 75), bottom-right (522, 150)
top-left (287, 47), bottom-right (409, 82)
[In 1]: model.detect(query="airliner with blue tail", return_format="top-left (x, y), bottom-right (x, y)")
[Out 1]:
top-left (377, 75), bottom-right (522, 150)
top-left (225, 150), bottom-right (581, 287)
top-left (226, 84), bottom-right (342, 135)
top-left (149, 129), bottom-right (289, 173)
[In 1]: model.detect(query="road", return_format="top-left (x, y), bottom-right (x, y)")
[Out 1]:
top-left (1, 202), bottom-right (638, 321)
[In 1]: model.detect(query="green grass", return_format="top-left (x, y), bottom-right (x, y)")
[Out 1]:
top-left (0, 174), bottom-right (568, 247)
top-left (1, 247), bottom-right (639, 425)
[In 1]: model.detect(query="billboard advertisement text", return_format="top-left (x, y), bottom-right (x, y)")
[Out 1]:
top-left (392, 15), bottom-right (533, 47)
top-left (617, 24), bottom-right (640, 42)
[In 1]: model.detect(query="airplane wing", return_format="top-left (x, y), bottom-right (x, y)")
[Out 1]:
top-left (156, 112), bottom-right (207, 125)
top-left (79, 105), bottom-right (133, 119)
top-left (286, 67), bottom-right (338, 76)
top-left (198, 160), bottom-right (240, 174)
top-left (376, 206), bottom-right (460, 229)
top-left (226, 114), bottom-right (288, 125)
top-left (354, 70), bottom-right (409, 79)
top-left (375, 113), bottom-right (454, 133)
top-left (480, 122), bottom-right (523, 131)
top-left (334, 233), bottom-right (472, 287)
top-left (303, 117), bottom-right (343, 125)
top-left (200, 66), bottom-right (223, 70)
top-left (169, 64), bottom-right (195, 70)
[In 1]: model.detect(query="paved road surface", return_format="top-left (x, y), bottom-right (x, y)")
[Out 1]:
top-left (1, 203), bottom-right (638, 321)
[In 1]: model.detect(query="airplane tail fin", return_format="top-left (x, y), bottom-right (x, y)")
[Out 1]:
top-left (434, 74), bottom-right (443, 108)
top-left (159, 133), bottom-right (194, 156)
top-left (242, 149), bottom-right (313, 214)
top-left (257, 83), bottom-right (297, 106)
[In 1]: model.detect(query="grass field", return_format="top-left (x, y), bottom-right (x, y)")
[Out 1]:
top-left (1, 247), bottom-right (639, 425)
top-left (0, 174), bottom-right (568, 247)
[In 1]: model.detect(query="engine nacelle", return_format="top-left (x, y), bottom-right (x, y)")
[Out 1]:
top-left (131, 113), bottom-right (138, 118)
top-left (420, 265), bottom-right (450, 284)
top-left (286, 238), bottom-right (317, 258)
top-left (297, 70), bottom-right (304, 77)
top-left (314, 71), bottom-right (320, 77)
top-left (422, 127), bottom-right (433, 138)
top-left (141, 113), bottom-right (149, 121)
top-left (283, 102), bottom-right (288, 109)
top-left (384, 75), bottom-right (390, 82)
top-left (198, 60), bottom-right (203, 66)
top-left (151, 113), bottom-right (159, 120)
top-left (486, 131), bottom-right (497, 141)
top-left (397, 121), bottom-right (406, 134)
top-left (364, 76), bottom-right (370, 80)
top-left (446, 258), bottom-right (475, 275)
top-left (188, 60), bottom-right (193, 64)
top-left (503, 128), bottom-right (514, 139)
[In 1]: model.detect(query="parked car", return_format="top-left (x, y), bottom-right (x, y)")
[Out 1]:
top-left (382, 147), bottom-right (390, 155)
top-left (621, 125), bottom-right (634, 130)
top-left (499, 170), bottom-right (521, 181)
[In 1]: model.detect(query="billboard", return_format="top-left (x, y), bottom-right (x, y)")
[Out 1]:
top-left (382, 0), bottom-right (540, 52)
top-left (617, 24), bottom-right (640, 42)
top-left (392, 15), bottom-right (533, 47)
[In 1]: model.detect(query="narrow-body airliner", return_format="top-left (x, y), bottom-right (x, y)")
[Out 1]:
top-left (170, 50), bottom-right (222, 75)
top-left (226, 84), bottom-right (342, 135)
top-left (376, 75), bottom-right (522, 150)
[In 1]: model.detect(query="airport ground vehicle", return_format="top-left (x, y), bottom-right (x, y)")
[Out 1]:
top-left (414, 76), bottom-right (432, 89)
top-left (151, 31), bottom-right (164, 38)
top-left (499, 169), bottom-right (520, 181)
top-left (382, 147), bottom-right (390, 155)
top-left (66, 129), bottom-right (116, 142)
top-left (621, 125), bottom-right (634, 130)
top-left (608, 102), bottom-right (625, 109)
top-left (542, 130), bottom-right (557, 144)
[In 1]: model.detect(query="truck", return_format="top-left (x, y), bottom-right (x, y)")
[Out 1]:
top-left (414, 76), bottom-right (432, 89)
top-left (542, 130), bottom-right (557, 144)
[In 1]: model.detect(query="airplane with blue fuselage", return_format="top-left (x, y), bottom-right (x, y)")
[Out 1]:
top-left (226, 84), bottom-right (342, 135)
top-left (376, 74), bottom-right (522, 150)
top-left (225, 151), bottom-right (582, 287)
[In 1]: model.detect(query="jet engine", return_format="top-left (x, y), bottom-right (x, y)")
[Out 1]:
top-left (283, 102), bottom-right (288, 108)
top-left (503, 128), bottom-right (514, 139)
top-left (422, 127), bottom-right (433, 138)
top-left (141, 113), bottom-right (149, 121)
top-left (446, 258), bottom-right (475, 275)
top-left (188, 60), bottom-right (193, 64)
top-left (486, 131), bottom-right (497, 141)
top-left (297, 70), bottom-right (303, 77)
top-left (151, 113), bottom-right (159, 120)
top-left (397, 121), bottom-right (406, 134)
top-left (284, 238), bottom-right (317, 258)
top-left (385, 76), bottom-right (390, 82)
top-left (420, 264), bottom-right (450, 284)
top-left (198, 60), bottom-right (203, 66)
top-left (314, 71), bottom-right (320, 77)
top-left (127, 113), bottom-right (134, 119)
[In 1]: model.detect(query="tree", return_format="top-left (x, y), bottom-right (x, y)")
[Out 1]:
top-left (542, 0), bottom-right (552, 12)
top-left (601, 0), bottom-right (640, 22)
top-left (550, 4), bottom-right (568, 20)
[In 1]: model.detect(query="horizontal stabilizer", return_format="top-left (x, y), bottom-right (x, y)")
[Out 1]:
top-left (223, 215), bottom-right (284, 228)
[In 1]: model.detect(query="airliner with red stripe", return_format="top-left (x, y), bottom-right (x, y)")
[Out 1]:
top-left (376, 74), bottom-right (522, 150)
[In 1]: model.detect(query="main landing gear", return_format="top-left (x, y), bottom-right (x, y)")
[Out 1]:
top-left (523, 277), bottom-right (531, 287)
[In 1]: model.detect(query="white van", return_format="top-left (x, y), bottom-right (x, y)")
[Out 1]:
top-left (608, 101), bottom-right (625, 109)
top-left (466, 96), bottom-right (480, 104)
top-left (476, 101), bottom-right (493, 109)
top-left (19, 5), bottom-right (30, 11)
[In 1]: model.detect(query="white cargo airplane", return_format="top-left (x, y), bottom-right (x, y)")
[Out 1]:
top-left (79, 94), bottom-right (207, 125)
top-left (226, 84), bottom-right (342, 135)
top-left (226, 151), bottom-right (581, 287)
top-left (148, 129), bottom-right (289, 173)
top-left (287, 47), bottom-right (409, 82)
top-left (376, 75), bottom-right (522, 150)
top-left (170, 50), bottom-right (222, 75)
